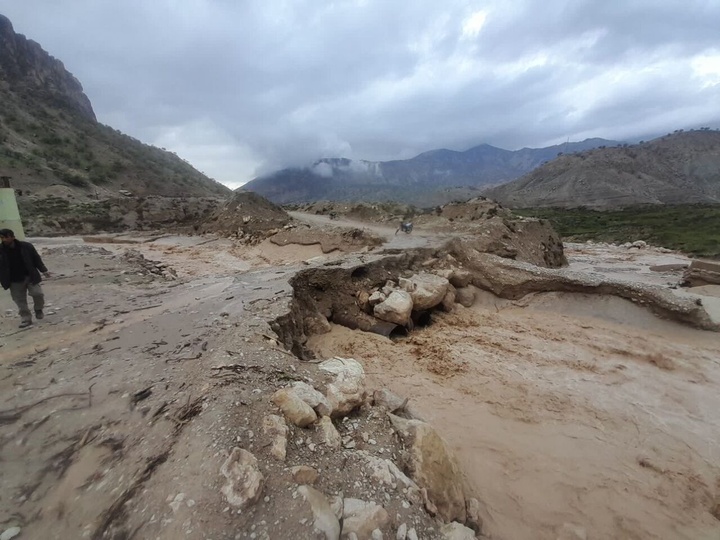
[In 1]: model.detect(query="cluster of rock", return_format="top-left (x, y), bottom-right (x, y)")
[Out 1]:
top-left (121, 249), bottom-right (178, 280)
top-left (358, 270), bottom-right (475, 329)
top-left (219, 357), bottom-right (483, 539)
top-left (619, 240), bottom-right (648, 249)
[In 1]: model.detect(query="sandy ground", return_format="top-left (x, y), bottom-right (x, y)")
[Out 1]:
top-left (2, 222), bottom-right (720, 539)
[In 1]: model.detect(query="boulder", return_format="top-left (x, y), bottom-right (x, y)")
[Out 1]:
top-left (342, 498), bottom-right (390, 540)
top-left (388, 414), bottom-right (467, 523)
top-left (455, 287), bottom-right (475, 308)
top-left (320, 358), bottom-right (367, 418)
top-left (292, 465), bottom-right (319, 485)
top-left (358, 451), bottom-right (395, 486)
top-left (372, 389), bottom-right (408, 413)
top-left (293, 381), bottom-right (332, 417)
top-left (441, 285), bottom-right (457, 312)
top-left (318, 416), bottom-right (342, 448)
top-left (298, 485), bottom-right (342, 540)
top-left (406, 273), bottom-right (450, 310)
top-left (449, 269), bottom-right (473, 288)
top-left (374, 290), bottom-right (413, 326)
top-left (219, 448), bottom-right (264, 508)
top-left (440, 522), bottom-right (476, 540)
top-left (465, 497), bottom-right (484, 534)
top-left (271, 388), bottom-right (318, 427)
top-left (262, 414), bottom-right (288, 461)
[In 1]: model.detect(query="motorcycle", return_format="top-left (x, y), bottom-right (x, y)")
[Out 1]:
top-left (395, 222), bottom-right (413, 234)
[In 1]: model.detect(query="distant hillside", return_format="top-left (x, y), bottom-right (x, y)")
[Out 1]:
top-left (244, 138), bottom-right (618, 206)
top-left (0, 14), bottom-right (230, 198)
top-left (485, 129), bottom-right (720, 209)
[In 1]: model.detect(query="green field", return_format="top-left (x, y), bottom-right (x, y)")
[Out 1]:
top-left (515, 205), bottom-right (720, 258)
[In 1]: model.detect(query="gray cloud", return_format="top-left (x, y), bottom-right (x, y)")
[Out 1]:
top-left (4, 0), bottom-right (720, 187)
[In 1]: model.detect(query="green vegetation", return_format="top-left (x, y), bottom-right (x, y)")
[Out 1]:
top-left (515, 205), bottom-right (720, 258)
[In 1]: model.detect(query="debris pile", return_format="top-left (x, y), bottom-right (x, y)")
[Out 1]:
top-left (222, 356), bottom-right (485, 539)
top-left (121, 249), bottom-right (178, 280)
top-left (200, 191), bottom-right (291, 242)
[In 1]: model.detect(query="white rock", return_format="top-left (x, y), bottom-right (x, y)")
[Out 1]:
top-left (374, 290), bottom-right (413, 326)
top-left (368, 291), bottom-right (387, 306)
top-left (320, 358), bottom-right (367, 418)
top-left (396, 523), bottom-right (407, 540)
top-left (319, 357), bottom-right (365, 378)
top-left (262, 414), bottom-right (288, 461)
top-left (220, 448), bottom-right (264, 508)
top-left (271, 388), bottom-right (318, 427)
top-left (440, 522), bottom-right (476, 540)
top-left (357, 451), bottom-right (395, 486)
top-left (371, 529), bottom-right (384, 540)
top-left (342, 499), bottom-right (390, 540)
top-left (293, 381), bottom-right (332, 416)
top-left (298, 485), bottom-right (342, 540)
top-left (373, 389), bottom-right (407, 413)
top-left (465, 497), bottom-right (484, 534)
top-left (407, 273), bottom-right (450, 310)
top-left (406, 529), bottom-right (419, 540)
top-left (328, 493), bottom-right (344, 520)
top-left (388, 414), bottom-right (467, 523)
top-left (0, 527), bottom-right (21, 540)
top-left (318, 416), bottom-right (342, 448)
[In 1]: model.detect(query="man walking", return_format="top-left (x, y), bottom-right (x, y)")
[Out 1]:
top-left (0, 229), bottom-right (49, 328)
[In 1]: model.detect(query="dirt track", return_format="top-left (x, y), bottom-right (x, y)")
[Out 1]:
top-left (2, 219), bottom-right (720, 539)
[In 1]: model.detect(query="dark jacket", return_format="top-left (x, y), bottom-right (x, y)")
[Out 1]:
top-left (0, 240), bottom-right (48, 290)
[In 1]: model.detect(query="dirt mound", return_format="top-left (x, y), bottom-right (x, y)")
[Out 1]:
top-left (200, 191), bottom-right (291, 241)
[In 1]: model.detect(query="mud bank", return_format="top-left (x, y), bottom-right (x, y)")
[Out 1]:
top-left (272, 240), bottom-right (718, 360)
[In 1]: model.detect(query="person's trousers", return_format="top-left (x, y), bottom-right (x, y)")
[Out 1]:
top-left (9, 280), bottom-right (45, 323)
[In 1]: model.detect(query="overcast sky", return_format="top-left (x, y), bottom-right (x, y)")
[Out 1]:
top-left (3, 1), bottom-right (720, 188)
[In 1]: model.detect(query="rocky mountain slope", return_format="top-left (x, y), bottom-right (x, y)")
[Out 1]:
top-left (485, 129), bottom-right (720, 209)
top-left (0, 14), bottom-right (230, 198)
top-left (244, 139), bottom-right (618, 206)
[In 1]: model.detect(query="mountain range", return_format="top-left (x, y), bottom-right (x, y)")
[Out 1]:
top-left (485, 129), bottom-right (720, 208)
top-left (0, 14), bottom-right (229, 198)
top-left (243, 138), bottom-right (620, 206)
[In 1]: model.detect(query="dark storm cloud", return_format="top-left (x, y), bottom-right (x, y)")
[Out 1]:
top-left (3, 0), bottom-right (720, 186)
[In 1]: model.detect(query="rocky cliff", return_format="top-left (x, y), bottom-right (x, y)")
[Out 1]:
top-left (0, 14), bottom-right (230, 199)
top-left (0, 14), bottom-right (95, 121)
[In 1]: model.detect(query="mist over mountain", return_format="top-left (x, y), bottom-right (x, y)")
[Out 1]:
top-left (244, 138), bottom-right (619, 206)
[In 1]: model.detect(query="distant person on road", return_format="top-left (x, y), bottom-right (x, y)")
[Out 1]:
top-left (0, 229), bottom-right (50, 328)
